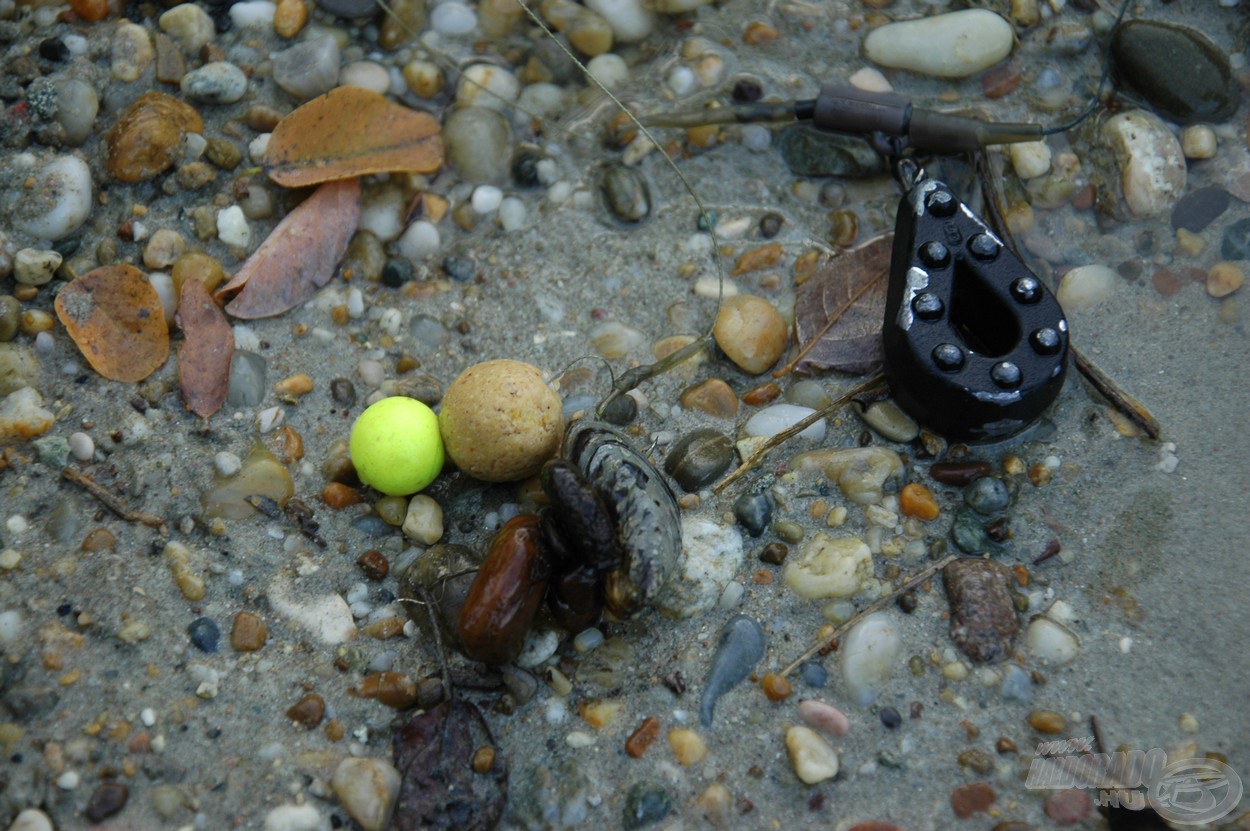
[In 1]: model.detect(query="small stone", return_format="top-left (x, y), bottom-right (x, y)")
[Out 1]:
top-left (964, 477), bottom-right (1010, 516)
top-left (700, 615), bottom-right (765, 726)
top-left (855, 399), bottom-right (918, 442)
top-left (7, 810), bottom-right (54, 831)
top-left (622, 781), bottom-right (671, 830)
top-left (111, 22), bottom-right (154, 81)
top-left (667, 727), bottom-right (708, 765)
top-left (13, 250), bottom-right (61, 287)
top-left (840, 612), bottom-right (900, 705)
top-left (286, 693), bottom-right (326, 727)
top-left (759, 542), bottom-right (788, 565)
top-left (271, 36), bottom-right (341, 100)
top-left (1111, 20), bottom-right (1237, 125)
top-left (1010, 141), bottom-right (1051, 180)
top-left (330, 757), bottom-right (401, 831)
top-left (1057, 264), bottom-right (1116, 310)
top-left (944, 558), bottom-right (1018, 664)
top-left (340, 60), bottom-right (391, 94)
top-left (217, 206), bottom-right (250, 248)
top-left (797, 700), bottom-right (850, 737)
top-left (159, 4), bottom-right (216, 53)
top-left (733, 491), bottom-right (773, 537)
top-left (899, 483), bottom-right (939, 521)
top-left (52, 80), bottom-right (100, 147)
top-left (791, 446), bottom-right (903, 505)
top-left (230, 611), bottom-right (267, 651)
top-left (760, 673), bottom-right (792, 702)
top-left (714, 295), bottom-right (787, 374)
top-left (273, 0), bottom-right (309, 38)
top-left (430, 1), bottom-right (476, 34)
top-left (785, 725), bottom-right (839, 784)
top-left (1180, 124), bottom-right (1217, 160)
top-left (11, 156), bottom-right (93, 241)
top-left (625, 716), bottom-right (661, 758)
top-left (1207, 262), bottom-right (1244, 298)
top-left (357, 550), bottom-right (389, 580)
top-left (950, 782), bottom-right (995, 819)
top-left (85, 782), bottom-right (129, 823)
top-left (187, 617), bottom-right (220, 652)
top-left (444, 107), bottom-right (512, 184)
top-left (783, 533), bottom-right (872, 600)
top-left (1028, 709), bottom-right (1066, 734)
top-left (929, 460), bottom-right (991, 487)
top-left (679, 378), bottom-right (737, 419)
top-left (106, 93), bottom-right (204, 183)
top-left (1104, 110), bottom-right (1186, 218)
top-left (864, 10), bottom-right (1012, 78)
top-left (0, 298), bottom-right (20, 342)
top-left (600, 164), bottom-right (649, 222)
top-left (585, 0), bottom-right (652, 42)
top-left (664, 428), bottom-right (733, 492)
top-left (262, 804), bottom-right (324, 831)
top-left (1043, 789), bottom-right (1093, 825)
top-left (181, 62), bottom-right (248, 104)
top-left (744, 403), bottom-right (825, 441)
top-left (322, 482), bottom-right (361, 509)
top-left (143, 229), bottom-right (186, 269)
top-left (401, 494), bottom-right (443, 544)
top-left (1171, 186), bottom-right (1230, 233)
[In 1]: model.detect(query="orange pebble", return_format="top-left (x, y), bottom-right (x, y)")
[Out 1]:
top-left (761, 673), bottom-right (792, 702)
top-left (899, 482), bottom-right (940, 521)
top-left (321, 481), bottom-right (362, 509)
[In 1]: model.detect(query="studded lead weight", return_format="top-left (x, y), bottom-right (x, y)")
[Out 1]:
top-left (881, 175), bottom-right (1068, 441)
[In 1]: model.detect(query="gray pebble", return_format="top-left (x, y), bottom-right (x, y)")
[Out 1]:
top-left (600, 164), bottom-right (650, 223)
top-left (509, 761), bottom-right (593, 830)
top-left (330, 378), bottom-right (356, 406)
top-left (856, 399), bottom-right (920, 443)
top-left (53, 79), bottom-right (99, 146)
top-left (1171, 186), bottom-right (1229, 234)
top-left (271, 37), bottom-right (341, 100)
top-left (784, 379), bottom-right (831, 410)
top-left (408, 314), bottom-right (451, 350)
top-left (950, 506), bottom-right (996, 555)
top-left (44, 495), bottom-right (85, 543)
top-left (778, 124), bottom-right (885, 178)
top-left (623, 781), bottom-right (671, 830)
top-left (226, 350), bottom-right (266, 407)
top-left (317, 0), bottom-right (379, 18)
top-left (1222, 218), bottom-right (1250, 261)
top-left (0, 297), bottom-right (20, 342)
top-left (663, 428), bottom-right (732, 492)
top-left (443, 107), bottom-right (512, 184)
top-left (500, 665), bottom-right (538, 706)
top-left (699, 614), bottom-right (764, 726)
top-left (1111, 20), bottom-right (1237, 125)
top-left (181, 62), bottom-right (248, 104)
top-left (964, 476), bottom-right (1010, 516)
top-left (732, 491), bottom-right (772, 537)
top-left (32, 435), bottom-right (69, 468)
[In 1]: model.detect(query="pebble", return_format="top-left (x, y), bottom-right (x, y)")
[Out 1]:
top-left (1057, 264), bottom-right (1116, 310)
top-left (13, 249), bottom-right (61, 287)
top-left (653, 516), bottom-right (743, 619)
top-left (777, 126), bottom-right (884, 178)
top-left (262, 804), bottom-right (324, 831)
top-left (216, 205), bottom-right (250, 248)
top-left (509, 761), bottom-right (593, 829)
top-left (622, 781), bottom-right (671, 830)
top-left (586, 53), bottom-right (629, 89)
top-left (226, 350), bottom-right (266, 406)
top-left (950, 782), bottom-right (996, 818)
top-left (950, 507), bottom-right (996, 555)
top-left (12, 156), bottom-right (93, 241)
top-left (330, 757), bottom-right (401, 831)
top-left (1207, 262), bottom-right (1244, 298)
top-left (187, 616), bottom-right (220, 652)
top-left (271, 37), bottom-right (341, 99)
top-left (943, 558), bottom-right (1018, 664)
top-left (679, 378), bottom-right (737, 419)
top-left (1043, 788), bottom-right (1093, 825)
top-left (732, 491), bottom-right (772, 537)
top-left (52, 79), bottom-right (99, 146)
top-left (159, 3), bottom-right (215, 53)
top-left (471, 185), bottom-right (504, 214)
top-left (67, 431), bottom-right (94, 461)
top-left (1111, 20), bottom-right (1237, 125)
top-left (840, 612), bottom-right (900, 705)
top-left (668, 727), bottom-right (707, 765)
top-left (456, 64), bottom-right (519, 111)
top-left (700, 615), bottom-right (765, 725)
top-left (784, 379), bottom-right (829, 410)
top-left (0, 344), bottom-right (38, 394)
top-left (1026, 614), bottom-right (1080, 664)
top-left (230, 610), bottom-right (267, 651)
top-left (233, 0), bottom-right (278, 27)
top-left (785, 725), bottom-right (839, 784)
top-left (1028, 709), bottom-right (1066, 734)
top-left (1104, 110), bottom-right (1186, 218)
top-left (791, 446), bottom-right (903, 505)
top-left (600, 164), bottom-right (650, 222)
top-left (930, 460), bottom-right (991, 487)
top-left (430, 1), bottom-right (477, 34)
top-left (797, 699), bottom-right (851, 737)
top-left (744, 403), bottom-right (825, 441)
top-left (964, 477), bottom-right (1010, 516)
top-left (0, 609), bottom-right (25, 648)
top-left (1180, 124), bottom-right (1218, 160)
top-left (179, 62), bottom-right (247, 105)
top-left (6, 810), bottom-right (53, 831)
top-left (111, 22), bottom-right (154, 81)
top-left (443, 107), bottom-right (512, 184)
top-left (664, 428), bottom-right (733, 491)
top-left (586, 0), bottom-right (653, 42)
top-left (863, 9), bottom-right (1013, 79)
top-left (899, 483), bottom-right (939, 521)
top-left (396, 220), bottom-right (440, 261)
top-left (1010, 141), bottom-right (1051, 180)
top-left (589, 320), bottom-right (645, 359)
top-left (0, 388), bottom-right (55, 446)
top-left (799, 661), bottom-right (828, 688)
top-left (268, 575), bottom-right (358, 644)
top-left (783, 533), bottom-right (872, 600)
top-left (86, 782), bottom-right (129, 822)
top-left (855, 399), bottom-right (918, 442)
top-left (339, 61), bottom-right (391, 94)
top-left (402, 494), bottom-right (443, 544)
top-left (714, 295), bottom-right (787, 374)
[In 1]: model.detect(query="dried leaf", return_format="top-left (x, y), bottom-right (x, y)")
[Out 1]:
top-left (392, 698), bottom-right (507, 831)
top-left (216, 178), bottom-right (361, 319)
top-left (54, 265), bottom-right (170, 383)
top-left (786, 233), bottom-right (894, 376)
top-left (263, 86), bottom-right (443, 188)
top-left (176, 278), bottom-right (234, 419)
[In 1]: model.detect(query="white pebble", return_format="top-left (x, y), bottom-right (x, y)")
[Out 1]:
top-left (430, 2), bottom-right (476, 35)
top-left (6, 515), bottom-right (29, 535)
top-left (262, 804), bottom-right (324, 831)
top-left (248, 133), bottom-right (270, 163)
top-left (783, 533), bottom-right (872, 600)
top-left (56, 770), bottom-right (80, 789)
top-left (717, 580), bottom-right (745, 610)
top-left (785, 726), bottom-right (839, 784)
top-left (14, 155), bottom-right (93, 241)
top-left (402, 495), bottom-right (443, 545)
top-left (357, 186), bottom-right (407, 242)
top-left (1026, 615), bottom-right (1080, 664)
top-left (257, 406), bottom-right (284, 433)
top-left (68, 431), bottom-right (95, 461)
top-left (229, 0), bottom-right (275, 27)
top-left (1180, 124), bottom-right (1217, 160)
top-left (572, 628), bottom-right (604, 653)
top-left (1009, 140), bottom-right (1052, 180)
top-left (1104, 110), bottom-right (1186, 217)
top-left (149, 271), bottom-right (176, 326)
top-left (346, 286), bottom-right (365, 318)
top-left (848, 66), bottom-right (892, 93)
top-left (741, 124), bottom-right (772, 152)
top-left (498, 197), bottom-right (527, 231)
top-left (744, 403), bottom-right (825, 441)
top-left (863, 9), bottom-right (1013, 78)
top-left (515, 627), bottom-right (560, 668)
top-left (339, 61), bottom-right (392, 95)
top-left (140, 707), bottom-right (157, 726)
top-left (0, 609), bottom-right (26, 647)
top-left (839, 612), bottom-right (900, 706)
top-left (7, 809), bottom-right (54, 831)
top-left (14, 249), bottom-right (62, 287)
top-left (471, 185), bottom-right (504, 214)
top-left (1057, 264), bottom-right (1116, 310)
top-left (33, 332), bottom-right (54, 353)
top-left (585, 53), bottom-right (628, 89)
top-left (456, 64), bottom-right (519, 111)
top-left (216, 206), bottom-right (250, 248)
top-left (331, 757), bottom-right (401, 831)
top-left (585, 0), bottom-right (654, 42)
top-left (667, 65), bottom-right (695, 95)
top-left (396, 220), bottom-right (440, 261)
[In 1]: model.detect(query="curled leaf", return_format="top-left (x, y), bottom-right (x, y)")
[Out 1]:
top-left (54, 265), bottom-right (170, 383)
top-left (216, 178), bottom-right (361, 319)
top-left (263, 86), bottom-right (443, 188)
top-left (176, 278), bottom-right (234, 419)
top-left (786, 233), bottom-right (894, 376)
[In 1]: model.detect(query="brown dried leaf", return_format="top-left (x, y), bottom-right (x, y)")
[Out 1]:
top-left (176, 278), bottom-right (234, 419)
top-left (216, 178), bottom-right (361, 319)
top-left (54, 265), bottom-right (170, 383)
top-left (392, 698), bottom-right (507, 831)
top-left (787, 232), bottom-right (894, 376)
top-left (263, 86), bottom-right (443, 188)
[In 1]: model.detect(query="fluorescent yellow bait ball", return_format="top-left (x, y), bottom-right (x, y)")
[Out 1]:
top-left (349, 397), bottom-right (444, 495)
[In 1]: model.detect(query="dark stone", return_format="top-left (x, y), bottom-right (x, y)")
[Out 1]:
top-left (699, 615), bottom-right (765, 726)
top-left (964, 477), bottom-right (1010, 516)
top-left (442, 255), bottom-right (475, 282)
top-left (759, 212), bottom-right (784, 238)
top-left (758, 542), bottom-right (787, 565)
top-left (799, 661), bottom-right (828, 688)
top-left (86, 782), bottom-right (129, 823)
top-left (733, 491), bottom-right (773, 537)
top-left (1222, 217), bottom-right (1250, 261)
top-left (1111, 20), bottom-right (1238, 125)
top-left (187, 617), bottom-right (220, 653)
top-left (599, 392), bottom-right (637, 426)
top-left (943, 558), bottom-right (1019, 664)
top-left (778, 124), bottom-right (886, 177)
top-left (731, 78), bottom-right (763, 102)
top-left (951, 506), bottom-right (997, 555)
top-left (622, 781), bottom-right (672, 830)
top-left (929, 459), bottom-right (991, 487)
top-left (38, 37), bottom-right (69, 62)
top-left (879, 706), bottom-right (901, 729)
top-left (329, 378), bottom-right (356, 406)
top-left (600, 164), bottom-right (650, 223)
top-left (316, 0), bottom-right (378, 18)
top-left (1171, 186), bottom-right (1230, 233)
top-left (381, 258), bottom-right (413, 287)
top-left (511, 148), bottom-right (544, 188)
top-left (351, 515), bottom-right (395, 537)
top-left (664, 428), bottom-right (733, 492)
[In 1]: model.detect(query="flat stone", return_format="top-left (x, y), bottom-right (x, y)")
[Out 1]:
top-left (943, 558), bottom-right (1018, 664)
top-left (1111, 20), bottom-right (1238, 125)
top-left (863, 10), bottom-right (1013, 79)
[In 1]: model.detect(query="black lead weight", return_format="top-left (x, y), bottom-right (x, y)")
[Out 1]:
top-left (881, 176), bottom-right (1068, 441)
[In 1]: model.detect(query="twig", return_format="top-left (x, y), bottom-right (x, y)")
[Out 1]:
top-left (416, 585), bottom-right (453, 697)
top-left (1070, 344), bottom-right (1161, 440)
top-left (62, 467), bottom-right (167, 532)
top-left (712, 372), bottom-right (887, 494)
top-left (780, 553), bottom-right (957, 678)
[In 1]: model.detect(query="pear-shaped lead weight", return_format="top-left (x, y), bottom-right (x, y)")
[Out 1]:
top-left (880, 176), bottom-right (1068, 441)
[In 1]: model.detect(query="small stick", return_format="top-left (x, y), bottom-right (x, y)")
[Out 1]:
top-left (415, 585), bottom-right (453, 697)
top-left (712, 372), bottom-right (887, 494)
top-left (779, 553), bottom-right (956, 678)
top-left (1070, 344), bottom-right (1162, 440)
top-left (61, 467), bottom-right (167, 532)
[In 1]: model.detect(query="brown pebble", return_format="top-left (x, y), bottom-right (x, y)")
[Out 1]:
top-left (273, 0), bottom-right (308, 38)
top-left (1028, 710), bottom-right (1066, 734)
top-left (732, 242), bottom-right (783, 275)
top-left (996, 736), bottom-right (1018, 754)
top-left (356, 550), bottom-right (389, 581)
top-left (1207, 262), bottom-right (1244, 298)
top-left (128, 731), bottom-right (151, 754)
top-left (268, 425), bottom-right (304, 464)
top-left (362, 617), bottom-right (406, 640)
top-left (930, 459), bottom-right (991, 486)
top-left (471, 746), bottom-right (496, 774)
top-left (950, 782), bottom-right (996, 819)
top-left (758, 542), bottom-right (788, 565)
top-left (742, 20), bottom-right (779, 45)
top-left (1043, 788), bottom-right (1092, 824)
top-left (943, 559), bottom-right (1019, 664)
top-left (86, 781), bottom-right (129, 823)
top-left (713, 295), bottom-right (788, 375)
top-left (81, 527), bottom-right (117, 552)
top-left (230, 611), bottom-right (267, 652)
top-left (960, 719), bottom-right (981, 741)
top-left (680, 379), bottom-right (738, 419)
top-left (107, 92), bottom-right (204, 183)
top-left (958, 748), bottom-right (995, 775)
top-left (667, 727), bottom-right (708, 765)
top-left (351, 672), bottom-right (418, 709)
top-left (70, 0), bottom-right (110, 21)
top-left (1027, 463), bottom-right (1051, 487)
top-left (286, 693), bottom-right (325, 728)
top-left (1151, 267), bottom-right (1187, 297)
top-left (742, 382), bottom-right (781, 406)
top-left (321, 482), bottom-right (362, 509)
top-left (172, 251), bottom-right (226, 295)
top-left (324, 719), bottom-right (345, 741)
top-left (625, 716), bottom-right (661, 759)
top-left (274, 373), bottom-right (313, 398)
top-left (245, 105), bottom-right (283, 132)
top-left (760, 673), bottom-right (792, 702)
top-left (899, 482), bottom-right (940, 520)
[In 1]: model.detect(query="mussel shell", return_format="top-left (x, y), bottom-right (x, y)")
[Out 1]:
top-left (564, 421), bottom-right (682, 618)
top-left (540, 458), bottom-right (626, 573)
top-left (548, 563), bottom-right (604, 632)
